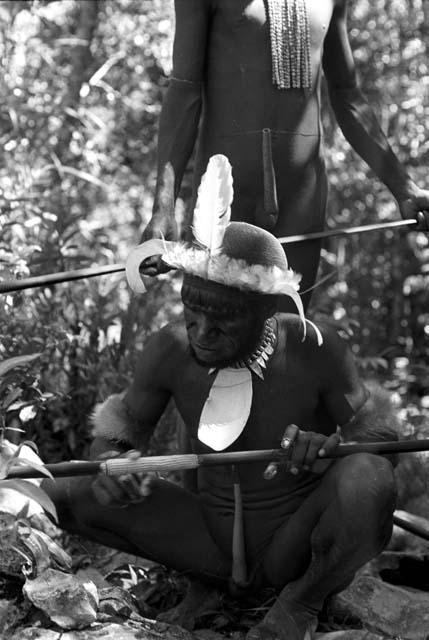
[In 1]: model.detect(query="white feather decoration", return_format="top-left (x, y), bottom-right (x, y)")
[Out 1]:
top-left (192, 154), bottom-right (233, 255)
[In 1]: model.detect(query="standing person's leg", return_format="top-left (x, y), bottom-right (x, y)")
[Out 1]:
top-left (45, 476), bottom-right (231, 581)
top-left (247, 454), bottom-right (396, 640)
top-left (276, 240), bottom-right (322, 312)
top-left (274, 143), bottom-right (329, 312)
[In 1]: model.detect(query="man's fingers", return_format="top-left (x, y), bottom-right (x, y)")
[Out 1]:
top-left (92, 482), bottom-right (114, 507)
top-left (264, 424), bottom-right (300, 479)
top-left (140, 474), bottom-right (155, 496)
top-left (281, 424), bottom-right (299, 450)
top-left (280, 424), bottom-right (307, 475)
top-left (97, 450), bottom-right (122, 461)
top-left (263, 462), bottom-right (278, 480)
top-left (92, 477), bottom-right (127, 504)
top-left (304, 438), bottom-right (325, 470)
top-left (91, 450), bottom-right (151, 506)
top-left (124, 450), bottom-right (142, 460)
top-left (289, 435), bottom-right (311, 473)
top-left (319, 428), bottom-right (342, 458)
top-left (118, 474), bottom-right (144, 500)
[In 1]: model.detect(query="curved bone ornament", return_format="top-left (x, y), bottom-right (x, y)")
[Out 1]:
top-left (198, 368), bottom-right (252, 452)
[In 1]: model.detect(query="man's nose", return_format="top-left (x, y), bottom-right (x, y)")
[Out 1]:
top-left (196, 317), bottom-right (218, 342)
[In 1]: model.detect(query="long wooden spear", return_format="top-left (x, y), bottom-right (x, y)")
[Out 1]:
top-left (6, 438), bottom-right (429, 480)
top-left (277, 217), bottom-right (417, 244)
top-left (0, 263), bottom-right (124, 294)
top-left (0, 218), bottom-right (418, 295)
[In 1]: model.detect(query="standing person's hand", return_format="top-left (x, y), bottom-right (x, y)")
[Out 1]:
top-left (138, 254), bottom-right (172, 277)
top-left (397, 184), bottom-right (429, 231)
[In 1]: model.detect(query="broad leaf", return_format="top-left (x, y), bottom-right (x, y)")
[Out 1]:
top-left (3, 388), bottom-right (23, 409)
top-left (0, 480), bottom-right (58, 523)
top-left (0, 354), bottom-right (41, 378)
top-left (19, 440), bottom-right (40, 455)
top-left (8, 457), bottom-right (54, 480)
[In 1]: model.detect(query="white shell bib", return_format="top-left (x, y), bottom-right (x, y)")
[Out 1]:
top-left (198, 368), bottom-right (252, 451)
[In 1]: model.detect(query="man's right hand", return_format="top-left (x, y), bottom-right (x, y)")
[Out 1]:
top-left (91, 449), bottom-right (155, 508)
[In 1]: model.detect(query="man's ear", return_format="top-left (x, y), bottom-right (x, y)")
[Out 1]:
top-left (263, 295), bottom-right (278, 318)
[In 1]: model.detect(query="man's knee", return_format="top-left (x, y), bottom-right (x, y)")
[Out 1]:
top-left (44, 477), bottom-right (96, 531)
top-left (332, 454), bottom-right (396, 542)
top-left (333, 453), bottom-right (396, 505)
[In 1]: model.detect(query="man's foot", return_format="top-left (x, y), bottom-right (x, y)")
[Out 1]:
top-left (157, 578), bottom-right (221, 630)
top-left (246, 599), bottom-right (318, 640)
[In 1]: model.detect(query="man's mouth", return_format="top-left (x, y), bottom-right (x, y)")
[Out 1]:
top-left (193, 343), bottom-right (216, 353)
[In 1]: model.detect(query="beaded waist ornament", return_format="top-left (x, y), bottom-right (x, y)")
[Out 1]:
top-left (265, 0), bottom-right (312, 89)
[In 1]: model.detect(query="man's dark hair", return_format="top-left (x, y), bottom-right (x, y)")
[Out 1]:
top-left (181, 274), bottom-right (277, 318)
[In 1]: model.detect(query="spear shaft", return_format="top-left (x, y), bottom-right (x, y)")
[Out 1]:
top-left (0, 219), bottom-right (418, 294)
top-left (6, 438), bottom-right (429, 480)
top-left (0, 264), bottom-right (124, 294)
top-left (277, 218), bottom-right (417, 244)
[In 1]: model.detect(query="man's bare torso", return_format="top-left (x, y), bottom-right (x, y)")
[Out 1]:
top-left (202, 0), bottom-right (336, 136)
top-left (187, 0), bottom-right (344, 241)
top-left (155, 314), bottom-right (336, 448)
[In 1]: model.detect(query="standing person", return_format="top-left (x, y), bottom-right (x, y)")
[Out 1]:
top-left (142, 0), bottom-right (429, 308)
top-left (47, 157), bottom-right (399, 640)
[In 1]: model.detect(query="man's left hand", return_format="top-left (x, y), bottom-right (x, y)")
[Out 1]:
top-left (263, 423), bottom-right (341, 479)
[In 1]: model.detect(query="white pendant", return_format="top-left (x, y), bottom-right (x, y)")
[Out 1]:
top-left (198, 368), bottom-right (253, 451)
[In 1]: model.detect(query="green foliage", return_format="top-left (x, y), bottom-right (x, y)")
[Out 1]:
top-left (0, 0), bottom-right (180, 461)
top-left (0, 353), bottom-right (58, 520)
top-left (0, 0), bottom-right (427, 469)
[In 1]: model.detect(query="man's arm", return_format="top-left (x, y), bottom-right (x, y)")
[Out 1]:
top-left (318, 325), bottom-right (400, 444)
top-left (142, 0), bottom-right (211, 242)
top-left (89, 329), bottom-right (176, 506)
top-left (90, 331), bottom-right (173, 458)
top-left (323, 0), bottom-right (429, 226)
top-left (265, 323), bottom-right (399, 478)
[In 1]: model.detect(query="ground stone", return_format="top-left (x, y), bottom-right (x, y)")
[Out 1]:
top-left (330, 574), bottom-right (429, 640)
top-left (316, 632), bottom-right (386, 639)
top-left (8, 620), bottom-right (197, 640)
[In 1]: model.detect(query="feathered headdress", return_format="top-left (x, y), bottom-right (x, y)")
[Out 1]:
top-left (126, 155), bottom-right (321, 343)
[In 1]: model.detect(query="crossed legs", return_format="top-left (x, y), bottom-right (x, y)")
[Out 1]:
top-left (45, 453), bottom-right (396, 640)
top-left (248, 453), bottom-right (396, 639)
top-left (44, 475), bottom-right (231, 581)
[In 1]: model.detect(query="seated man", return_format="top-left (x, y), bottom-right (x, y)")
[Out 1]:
top-left (46, 156), bottom-right (398, 640)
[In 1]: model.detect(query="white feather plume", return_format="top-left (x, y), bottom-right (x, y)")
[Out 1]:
top-left (192, 155), bottom-right (233, 255)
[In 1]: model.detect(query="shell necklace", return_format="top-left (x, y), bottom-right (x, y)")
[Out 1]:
top-left (265, 0), bottom-right (312, 89)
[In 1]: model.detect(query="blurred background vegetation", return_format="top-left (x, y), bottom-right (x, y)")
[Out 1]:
top-left (0, 0), bottom-right (428, 512)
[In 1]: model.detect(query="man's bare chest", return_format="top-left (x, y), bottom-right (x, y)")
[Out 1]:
top-left (173, 359), bottom-right (321, 440)
top-left (213, 0), bottom-right (335, 52)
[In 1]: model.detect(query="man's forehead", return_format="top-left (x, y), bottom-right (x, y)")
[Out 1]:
top-left (183, 300), bottom-right (248, 320)
top-left (181, 275), bottom-right (255, 311)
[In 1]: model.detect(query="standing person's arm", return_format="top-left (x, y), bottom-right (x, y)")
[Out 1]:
top-left (143, 0), bottom-right (211, 243)
top-left (323, 0), bottom-right (429, 227)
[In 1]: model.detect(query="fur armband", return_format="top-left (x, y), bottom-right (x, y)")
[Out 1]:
top-left (343, 380), bottom-right (400, 444)
top-left (91, 393), bottom-right (136, 448)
